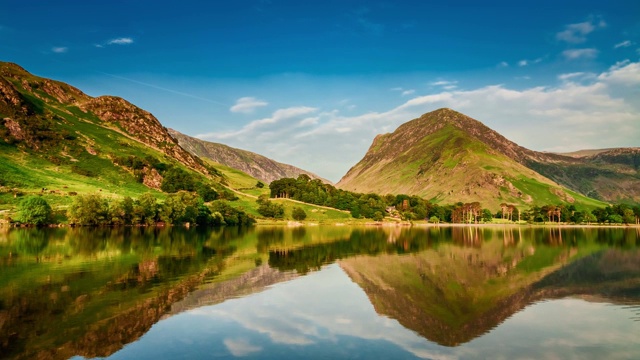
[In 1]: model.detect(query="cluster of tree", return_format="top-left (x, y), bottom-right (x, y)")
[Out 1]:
top-left (520, 204), bottom-right (640, 224)
top-left (112, 154), bottom-right (231, 202)
top-left (15, 192), bottom-right (254, 227)
top-left (269, 175), bottom-right (388, 220)
top-left (160, 167), bottom-right (222, 201)
top-left (112, 154), bottom-right (168, 172)
top-left (256, 195), bottom-right (285, 219)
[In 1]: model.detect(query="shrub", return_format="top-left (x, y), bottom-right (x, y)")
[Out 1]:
top-left (257, 199), bottom-right (285, 219)
top-left (210, 200), bottom-right (255, 226)
top-left (292, 206), bottom-right (307, 221)
top-left (18, 196), bottom-right (53, 225)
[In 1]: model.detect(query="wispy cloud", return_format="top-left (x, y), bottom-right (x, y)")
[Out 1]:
top-left (556, 18), bottom-right (606, 43)
top-left (230, 97), bottom-right (268, 114)
top-left (199, 106), bottom-right (318, 141)
top-left (518, 57), bottom-right (543, 67)
top-left (558, 72), bottom-right (585, 81)
top-left (223, 338), bottom-right (262, 357)
top-left (497, 61), bottom-right (509, 68)
top-left (107, 37), bottom-right (134, 45)
top-left (52, 46), bottom-right (68, 53)
top-left (614, 40), bottom-right (632, 49)
top-left (430, 80), bottom-right (458, 89)
top-left (391, 87), bottom-right (415, 96)
top-left (562, 48), bottom-right (598, 60)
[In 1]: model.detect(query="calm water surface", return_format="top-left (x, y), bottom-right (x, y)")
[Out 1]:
top-left (1, 225), bottom-right (639, 359)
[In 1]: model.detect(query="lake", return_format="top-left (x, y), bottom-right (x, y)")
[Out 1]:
top-left (1, 225), bottom-right (639, 359)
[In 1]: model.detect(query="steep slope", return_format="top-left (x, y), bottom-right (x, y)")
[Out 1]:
top-left (0, 61), bottom-right (223, 204)
top-left (338, 108), bottom-right (603, 209)
top-left (168, 128), bottom-right (331, 184)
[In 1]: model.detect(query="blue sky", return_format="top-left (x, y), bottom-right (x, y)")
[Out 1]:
top-left (1, 0), bottom-right (639, 181)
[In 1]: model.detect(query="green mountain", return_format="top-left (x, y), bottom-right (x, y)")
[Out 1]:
top-left (0, 62), bottom-right (224, 207)
top-left (337, 108), bottom-right (626, 209)
top-left (168, 128), bottom-right (331, 184)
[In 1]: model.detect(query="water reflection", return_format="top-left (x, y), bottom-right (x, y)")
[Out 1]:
top-left (0, 225), bottom-right (639, 359)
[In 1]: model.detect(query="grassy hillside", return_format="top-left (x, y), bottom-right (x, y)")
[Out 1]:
top-left (0, 62), bottom-right (231, 220)
top-left (338, 112), bottom-right (605, 210)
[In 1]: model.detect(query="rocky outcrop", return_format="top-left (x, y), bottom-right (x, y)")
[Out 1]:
top-left (80, 96), bottom-right (208, 174)
top-left (142, 167), bottom-right (163, 189)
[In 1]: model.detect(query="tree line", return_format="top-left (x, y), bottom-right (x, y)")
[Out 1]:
top-left (269, 175), bottom-right (640, 224)
top-left (15, 192), bottom-right (254, 227)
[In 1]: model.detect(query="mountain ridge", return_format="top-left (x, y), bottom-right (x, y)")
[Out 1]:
top-left (168, 128), bottom-right (331, 184)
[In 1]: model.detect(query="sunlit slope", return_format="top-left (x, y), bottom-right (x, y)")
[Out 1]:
top-left (0, 62), bottom-right (226, 209)
top-left (338, 109), bottom-right (603, 209)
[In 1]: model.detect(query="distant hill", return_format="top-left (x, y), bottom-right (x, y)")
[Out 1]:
top-left (337, 108), bottom-right (614, 209)
top-left (168, 129), bottom-right (331, 184)
top-left (0, 61), bottom-right (224, 204)
top-left (530, 147), bottom-right (640, 203)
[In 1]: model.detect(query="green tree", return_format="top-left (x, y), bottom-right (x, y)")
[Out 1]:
top-left (210, 200), bottom-right (255, 226)
top-left (257, 199), bottom-right (285, 219)
top-left (17, 196), bottom-right (53, 226)
top-left (133, 192), bottom-right (158, 225)
top-left (292, 206), bottom-right (307, 221)
top-left (160, 191), bottom-right (201, 224)
top-left (67, 194), bottom-right (109, 225)
top-left (161, 167), bottom-right (196, 193)
top-left (481, 209), bottom-right (493, 222)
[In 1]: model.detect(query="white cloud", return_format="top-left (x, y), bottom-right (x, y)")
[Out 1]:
top-left (401, 89), bottom-right (415, 96)
top-left (497, 61), bottom-right (509, 68)
top-left (52, 47), bottom-right (68, 53)
top-left (199, 105), bottom-right (317, 142)
top-left (597, 60), bottom-right (640, 85)
top-left (197, 61), bottom-right (640, 182)
top-left (558, 72), bottom-right (585, 81)
top-left (614, 40), bottom-right (632, 49)
top-left (430, 80), bottom-right (457, 87)
top-left (299, 117), bottom-right (320, 126)
top-left (230, 96), bottom-right (268, 113)
top-left (558, 71), bottom-right (597, 81)
top-left (562, 48), bottom-right (598, 60)
top-left (223, 338), bottom-right (262, 357)
top-left (556, 19), bottom-right (605, 43)
top-left (518, 57), bottom-right (543, 67)
top-left (107, 37), bottom-right (134, 45)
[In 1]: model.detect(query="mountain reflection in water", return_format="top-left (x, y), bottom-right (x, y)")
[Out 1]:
top-left (0, 225), bottom-right (639, 359)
